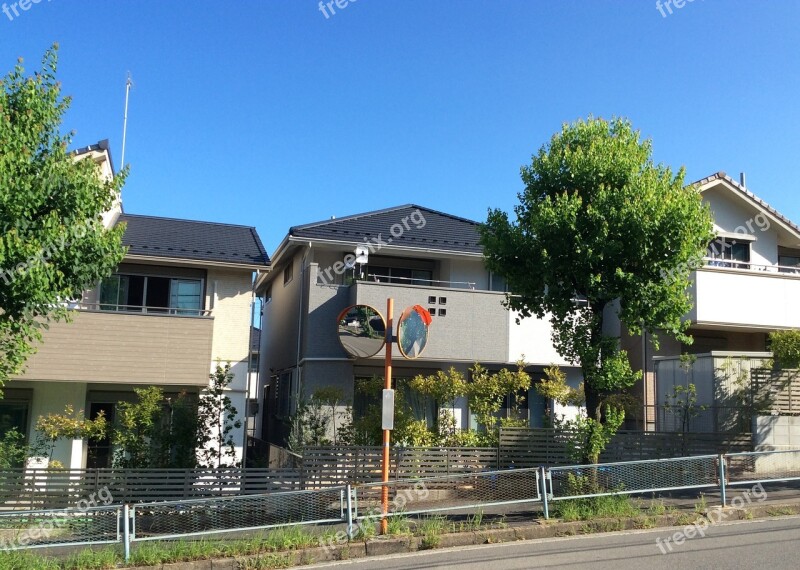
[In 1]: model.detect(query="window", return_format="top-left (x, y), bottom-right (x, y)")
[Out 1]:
top-left (0, 401), bottom-right (29, 436)
top-left (86, 402), bottom-right (115, 469)
top-left (490, 273), bottom-right (507, 292)
top-left (99, 275), bottom-right (203, 315)
top-left (779, 256), bottom-right (800, 274)
top-left (0, 392), bottom-right (31, 467)
top-left (249, 352), bottom-right (260, 372)
top-left (353, 377), bottom-right (436, 427)
top-left (367, 266), bottom-right (433, 285)
top-left (283, 263), bottom-right (293, 286)
top-left (707, 238), bottom-right (750, 269)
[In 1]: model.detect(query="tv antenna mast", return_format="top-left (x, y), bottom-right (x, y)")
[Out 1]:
top-left (120, 72), bottom-right (133, 168)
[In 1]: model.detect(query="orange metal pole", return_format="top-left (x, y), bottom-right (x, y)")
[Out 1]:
top-left (380, 297), bottom-right (393, 535)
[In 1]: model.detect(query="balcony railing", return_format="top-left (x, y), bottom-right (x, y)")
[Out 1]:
top-left (361, 273), bottom-right (478, 290)
top-left (70, 301), bottom-right (212, 317)
top-left (702, 258), bottom-right (800, 275)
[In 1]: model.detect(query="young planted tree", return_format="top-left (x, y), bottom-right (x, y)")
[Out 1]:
top-left (481, 117), bottom-right (714, 463)
top-left (34, 405), bottom-right (107, 468)
top-left (196, 363), bottom-right (243, 468)
top-left (0, 45), bottom-right (127, 394)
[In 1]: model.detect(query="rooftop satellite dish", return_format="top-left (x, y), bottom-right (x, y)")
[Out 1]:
top-left (355, 245), bottom-right (369, 265)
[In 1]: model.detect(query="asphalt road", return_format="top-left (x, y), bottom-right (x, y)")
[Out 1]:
top-left (298, 515), bottom-right (800, 569)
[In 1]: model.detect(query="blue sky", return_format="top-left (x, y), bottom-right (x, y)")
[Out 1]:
top-left (1, 1), bottom-right (798, 253)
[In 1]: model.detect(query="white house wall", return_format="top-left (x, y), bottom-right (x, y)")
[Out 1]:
top-left (508, 311), bottom-right (571, 366)
top-left (206, 268), bottom-right (256, 465)
top-left (703, 186), bottom-right (778, 265)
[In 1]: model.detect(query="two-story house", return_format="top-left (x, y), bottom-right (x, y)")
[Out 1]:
top-left (622, 172), bottom-right (800, 432)
top-left (256, 205), bottom-right (583, 446)
top-left (2, 141), bottom-right (270, 468)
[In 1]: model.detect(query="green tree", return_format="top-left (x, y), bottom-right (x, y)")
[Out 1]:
top-left (466, 363), bottom-right (531, 445)
top-left (770, 330), bottom-right (800, 369)
top-left (195, 363), bottom-right (242, 467)
top-left (34, 405), bottom-right (107, 468)
top-left (0, 45), bottom-right (127, 394)
top-left (481, 117), bottom-right (714, 462)
top-left (112, 386), bottom-right (164, 468)
top-left (409, 367), bottom-right (467, 441)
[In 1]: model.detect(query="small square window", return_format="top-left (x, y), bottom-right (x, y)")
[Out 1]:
top-left (439, 309), bottom-right (447, 317)
top-left (428, 296), bottom-right (437, 304)
top-left (439, 297), bottom-right (447, 305)
top-left (429, 308), bottom-right (436, 316)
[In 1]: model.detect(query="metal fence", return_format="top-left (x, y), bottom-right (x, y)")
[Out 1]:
top-left (129, 486), bottom-right (348, 543)
top-left (354, 467), bottom-right (541, 520)
top-left (547, 455), bottom-right (720, 501)
top-left (3, 448), bottom-right (800, 562)
top-left (725, 448), bottom-right (800, 486)
top-left (0, 504), bottom-right (120, 551)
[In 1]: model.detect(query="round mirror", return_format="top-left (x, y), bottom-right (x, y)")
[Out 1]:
top-left (336, 304), bottom-right (386, 358)
top-left (397, 305), bottom-right (432, 359)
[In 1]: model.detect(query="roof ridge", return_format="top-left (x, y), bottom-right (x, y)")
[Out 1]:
top-left (290, 204), bottom-right (480, 235)
top-left (409, 204), bottom-right (480, 226)
top-left (290, 204), bottom-right (415, 233)
top-left (120, 212), bottom-right (258, 230)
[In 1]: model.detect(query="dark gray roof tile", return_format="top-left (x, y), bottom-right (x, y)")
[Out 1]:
top-left (117, 214), bottom-right (269, 266)
top-left (290, 205), bottom-right (482, 254)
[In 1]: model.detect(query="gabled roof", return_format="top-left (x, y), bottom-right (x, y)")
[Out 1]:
top-left (289, 205), bottom-right (482, 254)
top-left (693, 171), bottom-right (800, 238)
top-left (72, 139), bottom-right (115, 174)
top-left (117, 214), bottom-right (269, 268)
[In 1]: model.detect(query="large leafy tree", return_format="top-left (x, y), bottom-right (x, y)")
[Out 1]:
top-left (0, 45), bottom-right (126, 393)
top-left (480, 117), bottom-right (713, 460)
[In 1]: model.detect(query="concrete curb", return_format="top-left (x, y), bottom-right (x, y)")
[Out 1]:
top-left (127, 502), bottom-right (800, 569)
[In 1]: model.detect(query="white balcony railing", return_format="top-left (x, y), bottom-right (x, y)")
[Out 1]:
top-left (360, 274), bottom-right (478, 290)
top-left (702, 258), bottom-right (800, 275)
top-left (70, 301), bottom-right (212, 317)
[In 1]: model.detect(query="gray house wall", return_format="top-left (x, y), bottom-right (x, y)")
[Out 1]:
top-left (261, 251), bottom-right (303, 374)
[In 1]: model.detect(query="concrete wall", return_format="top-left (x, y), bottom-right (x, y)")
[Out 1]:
top-left (353, 280), bottom-right (509, 363)
top-left (753, 415), bottom-right (800, 451)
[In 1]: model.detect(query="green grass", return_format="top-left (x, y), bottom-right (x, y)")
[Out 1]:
top-left (556, 494), bottom-right (640, 522)
top-left (416, 515), bottom-right (447, 549)
top-left (647, 498), bottom-right (672, 516)
top-left (694, 494), bottom-right (708, 514)
top-left (386, 514), bottom-right (412, 536)
top-left (0, 525), bottom-right (323, 570)
top-left (0, 550), bottom-right (60, 570)
top-left (766, 506), bottom-right (794, 517)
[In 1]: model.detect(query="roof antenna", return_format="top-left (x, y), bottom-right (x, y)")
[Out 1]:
top-left (740, 172), bottom-right (746, 189)
top-left (120, 72), bottom-right (133, 168)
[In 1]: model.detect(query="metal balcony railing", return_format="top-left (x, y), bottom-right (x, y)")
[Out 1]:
top-left (702, 257), bottom-right (800, 275)
top-left (67, 301), bottom-right (212, 317)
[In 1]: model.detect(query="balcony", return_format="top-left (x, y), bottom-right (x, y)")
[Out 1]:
top-left (349, 279), bottom-right (510, 362)
top-left (689, 260), bottom-right (800, 330)
top-left (18, 304), bottom-right (214, 386)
